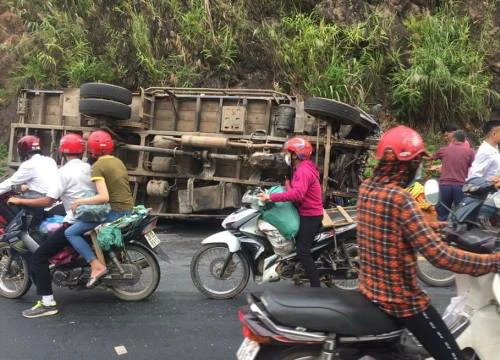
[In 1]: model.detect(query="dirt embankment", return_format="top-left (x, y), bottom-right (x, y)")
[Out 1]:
top-left (0, 0), bottom-right (498, 144)
top-left (0, 6), bottom-right (23, 144)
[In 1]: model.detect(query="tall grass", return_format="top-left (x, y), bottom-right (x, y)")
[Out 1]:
top-left (262, 11), bottom-right (396, 108)
top-left (390, 5), bottom-right (498, 130)
top-left (3, 0), bottom-right (498, 131)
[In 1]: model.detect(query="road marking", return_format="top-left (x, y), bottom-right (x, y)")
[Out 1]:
top-left (114, 346), bottom-right (128, 355)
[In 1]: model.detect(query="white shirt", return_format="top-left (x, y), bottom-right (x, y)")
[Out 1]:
top-left (46, 158), bottom-right (96, 223)
top-left (467, 141), bottom-right (500, 180)
top-left (0, 154), bottom-right (58, 196)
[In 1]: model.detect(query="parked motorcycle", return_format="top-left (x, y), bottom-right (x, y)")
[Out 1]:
top-left (0, 206), bottom-right (168, 301)
top-left (235, 178), bottom-right (499, 360)
top-left (190, 187), bottom-right (359, 299)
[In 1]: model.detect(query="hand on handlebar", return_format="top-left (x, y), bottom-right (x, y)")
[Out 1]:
top-left (258, 192), bottom-right (270, 203)
top-left (491, 176), bottom-right (500, 189)
top-left (7, 196), bottom-right (22, 205)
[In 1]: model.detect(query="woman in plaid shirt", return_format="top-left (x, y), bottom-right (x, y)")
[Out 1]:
top-left (357, 126), bottom-right (500, 360)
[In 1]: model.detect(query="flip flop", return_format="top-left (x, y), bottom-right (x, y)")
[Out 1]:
top-left (86, 269), bottom-right (108, 288)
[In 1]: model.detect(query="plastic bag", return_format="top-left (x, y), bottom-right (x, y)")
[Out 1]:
top-left (260, 186), bottom-right (300, 240)
top-left (96, 205), bottom-right (149, 251)
top-left (39, 215), bottom-right (65, 234)
top-left (258, 220), bottom-right (294, 256)
top-left (73, 191), bottom-right (111, 222)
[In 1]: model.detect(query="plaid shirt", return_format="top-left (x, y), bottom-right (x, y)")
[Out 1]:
top-left (357, 152), bottom-right (499, 318)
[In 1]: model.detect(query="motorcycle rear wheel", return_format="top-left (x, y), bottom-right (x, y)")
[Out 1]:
top-left (416, 256), bottom-right (455, 287)
top-left (190, 244), bottom-right (250, 300)
top-left (111, 243), bottom-right (160, 301)
top-left (327, 240), bottom-right (360, 290)
top-left (0, 242), bottom-right (32, 299)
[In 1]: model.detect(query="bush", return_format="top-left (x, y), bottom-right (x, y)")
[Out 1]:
top-left (390, 6), bottom-right (498, 131)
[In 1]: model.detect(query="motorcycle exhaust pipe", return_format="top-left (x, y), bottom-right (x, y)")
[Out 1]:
top-left (20, 232), bottom-right (39, 253)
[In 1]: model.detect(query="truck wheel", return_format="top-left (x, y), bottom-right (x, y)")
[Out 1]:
top-left (304, 97), bottom-right (377, 131)
top-left (80, 83), bottom-right (132, 105)
top-left (79, 98), bottom-right (131, 120)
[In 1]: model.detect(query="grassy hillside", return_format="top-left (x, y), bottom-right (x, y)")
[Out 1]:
top-left (0, 0), bottom-right (498, 136)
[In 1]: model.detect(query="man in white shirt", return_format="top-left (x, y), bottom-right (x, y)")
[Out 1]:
top-left (467, 120), bottom-right (500, 180)
top-left (8, 133), bottom-right (95, 318)
top-left (0, 135), bottom-right (58, 196)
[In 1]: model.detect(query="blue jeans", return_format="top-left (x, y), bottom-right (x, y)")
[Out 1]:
top-left (64, 210), bottom-right (131, 264)
top-left (436, 184), bottom-right (464, 221)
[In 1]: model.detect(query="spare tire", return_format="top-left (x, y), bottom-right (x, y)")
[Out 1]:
top-left (80, 83), bottom-right (132, 105)
top-left (79, 98), bottom-right (131, 120)
top-left (304, 97), bottom-right (377, 132)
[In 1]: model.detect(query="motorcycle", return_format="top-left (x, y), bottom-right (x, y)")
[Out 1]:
top-left (0, 206), bottom-right (168, 301)
top-left (235, 178), bottom-right (500, 360)
top-left (190, 187), bottom-right (359, 300)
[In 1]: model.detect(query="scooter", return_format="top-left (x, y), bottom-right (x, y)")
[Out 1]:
top-left (0, 206), bottom-right (168, 301)
top-left (190, 187), bottom-right (358, 300)
top-left (235, 178), bottom-right (500, 360)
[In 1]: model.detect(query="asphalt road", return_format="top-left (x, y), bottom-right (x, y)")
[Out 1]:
top-left (0, 222), bottom-right (456, 360)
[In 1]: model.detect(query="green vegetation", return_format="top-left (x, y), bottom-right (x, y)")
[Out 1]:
top-left (3, 0), bottom-right (498, 131)
top-left (390, 4), bottom-right (498, 131)
top-left (0, 144), bottom-right (8, 178)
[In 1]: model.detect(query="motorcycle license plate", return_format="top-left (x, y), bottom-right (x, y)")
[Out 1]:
top-left (144, 231), bottom-right (161, 248)
top-left (236, 338), bottom-right (260, 360)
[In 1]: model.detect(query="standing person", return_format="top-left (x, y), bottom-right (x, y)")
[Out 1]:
top-left (259, 137), bottom-right (323, 287)
top-left (467, 120), bottom-right (500, 180)
top-left (441, 123), bottom-right (471, 148)
top-left (357, 126), bottom-right (499, 360)
top-left (65, 130), bottom-right (134, 287)
top-left (431, 130), bottom-right (475, 221)
top-left (8, 133), bottom-right (95, 318)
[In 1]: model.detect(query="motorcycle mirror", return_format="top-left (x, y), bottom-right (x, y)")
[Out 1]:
top-left (424, 179), bottom-right (440, 206)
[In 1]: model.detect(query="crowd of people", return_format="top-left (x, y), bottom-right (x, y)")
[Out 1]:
top-left (427, 120), bottom-right (500, 221)
top-left (0, 130), bottom-right (133, 318)
top-left (1, 122), bottom-right (500, 360)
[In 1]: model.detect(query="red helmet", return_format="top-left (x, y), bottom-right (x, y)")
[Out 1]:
top-left (284, 137), bottom-right (313, 160)
top-left (87, 130), bottom-right (114, 157)
top-left (59, 133), bottom-right (84, 155)
top-left (17, 135), bottom-right (41, 159)
top-left (376, 125), bottom-right (428, 161)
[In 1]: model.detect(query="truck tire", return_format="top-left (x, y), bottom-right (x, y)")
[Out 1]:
top-left (80, 83), bottom-right (132, 105)
top-left (79, 98), bottom-right (131, 120)
top-left (304, 97), bottom-right (376, 131)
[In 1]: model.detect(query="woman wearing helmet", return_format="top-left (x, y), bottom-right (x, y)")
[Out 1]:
top-left (259, 136), bottom-right (323, 287)
top-left (357, 125), bottom-right (500, 359)
top-left (9, 133), bottom-right (97, 318)
top-left (66, 130), bottom-right (134, 287)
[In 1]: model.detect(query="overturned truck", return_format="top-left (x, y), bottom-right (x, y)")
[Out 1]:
top-left (7, 84), bottom-right (378, 219)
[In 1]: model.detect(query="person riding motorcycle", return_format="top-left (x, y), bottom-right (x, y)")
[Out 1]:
top-left (0, 135), bottom-right (58, 224)
top-left (357, 125), bottom-right (500, 360)
top-left (259, 137), bottom-right (323, 287)
top-left (65, 130), bottom-right (134, 288)
top-left (8, 133), bottom-right (96, 318)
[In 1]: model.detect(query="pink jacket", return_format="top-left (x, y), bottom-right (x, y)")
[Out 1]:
top-left (269, 160), bottom-right (323, 217)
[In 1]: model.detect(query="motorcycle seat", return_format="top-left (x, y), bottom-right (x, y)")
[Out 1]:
top-left (260, 287), bottom-right (401, 336)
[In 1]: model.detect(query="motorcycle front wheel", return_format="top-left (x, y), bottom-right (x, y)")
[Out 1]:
top-left (190, 244), bottom-right (250, 300)
top-left (0, 242), bottom-right (32, 299)
top-left (111, 243), bottom-right (161, 301)
top-left (416, 256), bottom-right (455, 287)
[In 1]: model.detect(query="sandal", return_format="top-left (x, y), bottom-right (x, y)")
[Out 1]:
top-left (86, 269), bottom-right (108, 288)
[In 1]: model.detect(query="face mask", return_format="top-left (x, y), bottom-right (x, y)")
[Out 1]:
top-left (406, 161), bottom-right (423, 187)
top-left (284, 153), bottom-right (292, 167)
top-left (414, 163), bottom-right (423, 181)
